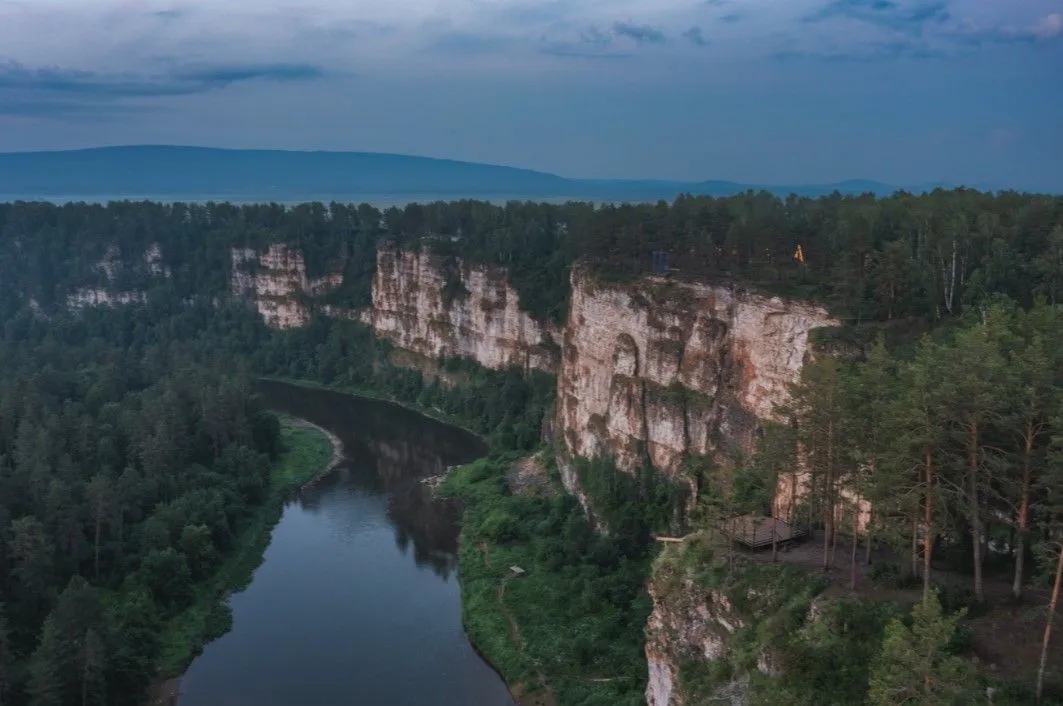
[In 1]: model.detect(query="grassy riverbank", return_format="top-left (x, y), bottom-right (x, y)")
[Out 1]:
top-left (440, 452), bottom-right (653, 706)
top-left (155, 419), bottom-right (334, 678)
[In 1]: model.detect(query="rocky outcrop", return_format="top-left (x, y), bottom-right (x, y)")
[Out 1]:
top-left (67, 242), bottom-right (171, 310)
top-left (368, 248), bottom-right (560, 373)
top-left (645, 540), bottom-right (824, 706)
top-left (557, 267), bottom-right (836, 485)
top-left (230, 244), bottom-right (343, 329)
top-left (646, 575), bottom-right (749, 706)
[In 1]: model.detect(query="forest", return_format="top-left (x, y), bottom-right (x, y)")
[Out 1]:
top-left (1, 189), bottom-right (1063, 704)
top-left (0, 305), bottom-right (289, 706)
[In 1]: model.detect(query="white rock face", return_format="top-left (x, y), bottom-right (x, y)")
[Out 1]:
top-left (67, 288), bottom-right (147, 309)
top-left (369, 247), bottom-right (560, 373)
top-left (144, 243), bottom-right (172, 278)
top-left (229, 244), bottom-right (343, 330)
top-left (557, 267), bottom-right (837, 480)
top-left (645, 574), bottom-right (749, 706)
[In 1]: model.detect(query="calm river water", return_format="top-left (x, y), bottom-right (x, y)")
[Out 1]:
top-left (178, 380), bottom-right (514, 706)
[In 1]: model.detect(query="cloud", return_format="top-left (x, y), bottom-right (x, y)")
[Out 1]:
top-left (173, 64), bottom-right (325, 84)
top-left (538, 21), bottom-right (668, 58)
top-left (774, 38), bottom-right (947, 62)
top-left (719, 13), bottom-right (743, 23)
top-left (0, 61), bottom-right (325, 100)
top-left (951, 13), bottom-right (1063, 45)
top-left (0, 97), bottom-right (158, 120)
top-left (683, 26), bottom-right (709, 46)
top-left (613, 22), bottom-right (667, 44)
top-left (805, 0), bottom-right (951, 33)
top-left (1033, 14), bottom-right (1063, 41)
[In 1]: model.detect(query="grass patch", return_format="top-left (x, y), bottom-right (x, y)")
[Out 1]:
top-left (442, 452), bottom-right (653, 706)
top-left (154, 418), bottom-right (333, 677)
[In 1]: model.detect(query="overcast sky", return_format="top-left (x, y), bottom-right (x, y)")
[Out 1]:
top-left (1, 0), bottom-right (1060, 190)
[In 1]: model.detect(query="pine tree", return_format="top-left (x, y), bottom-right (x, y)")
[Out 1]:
top-left (867, 591), bottom-right (977, 706)
top-left (893, 338), bottom-right (949, 601)
top-left (938, 308), bottom-right (1012, 603)
top-left (789, 357), bottom-right (847, 572)
top-left (1008, 302), bottom-right (1061, 599)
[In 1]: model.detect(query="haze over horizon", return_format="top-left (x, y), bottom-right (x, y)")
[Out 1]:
top-left (1, 0), bottom-right (1061, 192)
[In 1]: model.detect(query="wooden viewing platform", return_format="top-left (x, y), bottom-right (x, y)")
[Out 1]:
top-left (718, 515), bottom-right (807, 550)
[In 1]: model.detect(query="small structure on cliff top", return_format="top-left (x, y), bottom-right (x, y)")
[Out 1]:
top-left (651, 250), bottom-right (670, 274)
top-left (719, 515), bottom-right (806, 550)
top-left (509, 565), bottom-right (526, 578)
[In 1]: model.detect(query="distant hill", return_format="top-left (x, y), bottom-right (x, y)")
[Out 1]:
top-left (0, 145), bottom-right (943, 202)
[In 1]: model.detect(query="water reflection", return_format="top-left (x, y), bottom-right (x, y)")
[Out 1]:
top-left (261, 380), bottom-right (487, 579)
top-left (178, 380), bottom-right (511, 706)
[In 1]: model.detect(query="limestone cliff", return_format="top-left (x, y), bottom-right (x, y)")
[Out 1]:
top-left (230, 244), bottom-right (343, 329)
top-left (557, 267), bottom-right (836, 491)
top-left (368, 247), bottom-right (560, 373)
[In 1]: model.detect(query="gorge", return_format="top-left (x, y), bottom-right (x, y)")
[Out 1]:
top-left (222, 238), bottom-right (836, 704)
top-left (4, 194), bottom-right (1061, 706)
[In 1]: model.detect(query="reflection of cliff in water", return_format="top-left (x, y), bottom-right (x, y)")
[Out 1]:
top-left (258, 380), bottom-right (488, 579)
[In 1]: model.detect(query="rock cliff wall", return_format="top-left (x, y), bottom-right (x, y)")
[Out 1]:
top-left (230, 244), bottom-right (343, 329)
top-left (368, 247), bottom-right (561, 373)
top-left (230, 244), bottom-right (835, 496)
top-left (557, 267), bottom-right (836, 488)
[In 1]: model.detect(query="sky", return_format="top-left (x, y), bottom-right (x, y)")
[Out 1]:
top-left (0, 0), bottom-right (1061, 191)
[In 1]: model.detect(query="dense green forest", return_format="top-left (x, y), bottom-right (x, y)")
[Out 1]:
top-left (0, 310), bottom-right (290, 705)
top-left (2, 190), bottom-right (1063, 705)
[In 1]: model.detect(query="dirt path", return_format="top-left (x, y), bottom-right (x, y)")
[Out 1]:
top-left (479, 542), bottom-right (556, 706)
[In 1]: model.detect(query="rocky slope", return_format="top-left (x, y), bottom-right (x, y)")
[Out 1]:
top-left (645, 538), bottom-right (829, 706)
top-left (556, 267), bottom-right (836, 493)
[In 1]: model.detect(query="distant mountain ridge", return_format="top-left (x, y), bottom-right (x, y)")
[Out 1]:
top-left (0, 145), bottom-right (972, 201)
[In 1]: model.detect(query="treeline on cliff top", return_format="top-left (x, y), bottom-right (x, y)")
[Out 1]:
top-left (3, 188), bottom-right (1062, 325)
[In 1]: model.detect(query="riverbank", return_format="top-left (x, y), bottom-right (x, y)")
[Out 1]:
top-left (440, 452), bottom-right (651, 706)
top-left (149, 417), bottom-right (334, 705)
top-left (276, 414), bottom-right (345, 489)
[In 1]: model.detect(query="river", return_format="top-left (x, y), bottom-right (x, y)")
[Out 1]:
top-left (177, 380), bottom-right (515, 706)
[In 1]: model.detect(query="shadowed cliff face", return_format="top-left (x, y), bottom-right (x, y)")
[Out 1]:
top-left (556, 267), bottom-right (837, 485)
